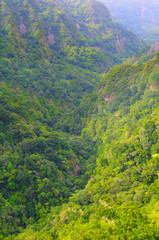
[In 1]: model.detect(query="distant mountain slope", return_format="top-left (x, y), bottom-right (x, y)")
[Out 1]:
top-left (0, 0), bottom-right (145, 72)
top-left (0, 0), bottom-right (145, 130)
top-left (126, 41), bottom-right (159, 66)
top-left (101, 0), bottom-right (159, 39)
top-left (60, 0), bottom-right (145, 59)
top-left (143, 27), bottom-right (159, 44)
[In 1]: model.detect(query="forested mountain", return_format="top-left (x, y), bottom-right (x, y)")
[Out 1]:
top-left (144, 27), bottom-right (159, 45)
top-left (12, 48), bottom-right (159, 240)
top-left (101, 0), bottom-right (159, 43)
top-left (0, 0), bottom-right (145, 70)
top-left (0, 0), bottom-right (158, 239)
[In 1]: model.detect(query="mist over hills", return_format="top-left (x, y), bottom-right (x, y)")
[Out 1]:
top-left (101, 0), bottom-right (159, 43)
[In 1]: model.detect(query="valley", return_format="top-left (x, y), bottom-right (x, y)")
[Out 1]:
top-left (0, 0), bottom-right (158, 239)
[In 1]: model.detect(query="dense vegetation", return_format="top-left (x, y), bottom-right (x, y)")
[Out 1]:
top-left (0, 0), bottom-right (158, 239)
top-left (143, 27), bottom-right (159, 45)
top-left (10, 49), bottom-right (159, 240)
top-left (0, 0), bottom-right (101, 236)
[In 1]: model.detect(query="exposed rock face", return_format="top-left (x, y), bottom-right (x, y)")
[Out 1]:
top-left (116, 37), bottom-right (126, 54)
top-left (104, 95), bottom-right (114, 103)
top-left (75, 165), bottom-right (81, 176)
top-left (141, 6), bottom-right (146, 29)
top-left (89, 174), bottom-right (93, 181)
top-left (76, 23), bottom-right (80, 29)
top-left (47, 33), bottom-right (55, 44)
top-left (94, 46), bottom-right (101, 51)
top-left (148, 42), bottom-right (159, 54)
top-left (19, 23), bottom-right (27, 33)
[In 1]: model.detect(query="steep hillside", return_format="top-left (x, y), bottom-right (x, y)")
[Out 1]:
top-left (143, 27), bottom-right (159, 45)
top-left (102, 0), bottom-right (159, 39)
top-left (60, 0), bottom-right (145, 60)
top-left (0, 0), bottom-right (145, 73)
top-left (127, 42), bottom-right (159, 66)
top-left (12, 52), bottom-right (159, 240)
top-left (0, 0), bottom-right (150, 238)
top-left (0, 32), bottom-right (99, 236)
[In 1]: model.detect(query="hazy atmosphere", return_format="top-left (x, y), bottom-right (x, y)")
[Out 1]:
top-left (101, 0), bottom-right (159, 41)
